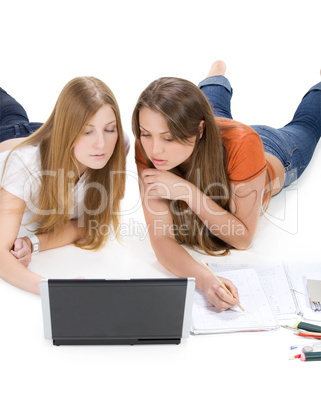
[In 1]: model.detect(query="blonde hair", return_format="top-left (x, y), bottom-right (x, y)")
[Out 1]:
top-left (4, 77), bottom-right (126, 250)
top-left (132, 77), bottom-right (232, 255)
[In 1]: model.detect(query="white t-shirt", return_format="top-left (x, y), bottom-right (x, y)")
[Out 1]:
top-left (0, 145), bottom-right (86, 237)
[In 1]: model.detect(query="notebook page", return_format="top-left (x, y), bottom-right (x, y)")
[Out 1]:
top-left (208, 261), bottom-right (298, 318)
top-left (191, 269), bottom-right (278, 334)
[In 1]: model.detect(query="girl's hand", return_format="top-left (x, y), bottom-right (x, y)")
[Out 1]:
top-left (204, 276), bottom-right (240, 311)
top-left (10, 238), bottom-right (32, 267)
top-left (142, 169), bottom-right (192, 201)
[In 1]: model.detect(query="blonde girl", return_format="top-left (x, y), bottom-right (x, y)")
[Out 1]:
top-left (0, 77), bottom-right (127, 293)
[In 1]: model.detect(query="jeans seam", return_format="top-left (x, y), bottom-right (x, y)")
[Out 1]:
top-left (258, 126), bottom-right (297, 157)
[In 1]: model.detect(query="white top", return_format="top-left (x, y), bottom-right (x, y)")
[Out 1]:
top-left (0, 145), bottom-right (86, 237)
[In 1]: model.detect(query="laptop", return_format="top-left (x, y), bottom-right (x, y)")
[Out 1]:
top-left (40, 277), bottom-right (195, 346)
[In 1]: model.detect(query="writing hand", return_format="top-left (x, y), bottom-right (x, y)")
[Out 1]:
top-left (204, 276), bottom-right (240, 312)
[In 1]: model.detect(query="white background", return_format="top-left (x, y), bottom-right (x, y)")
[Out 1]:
top-left (1, 1), bottom-right (321, 401)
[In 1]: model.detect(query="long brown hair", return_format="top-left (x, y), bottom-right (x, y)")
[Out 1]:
top-left (4, 77), bottom-right (126, 250)
top-left (132, 77), bottom-right (231, 255)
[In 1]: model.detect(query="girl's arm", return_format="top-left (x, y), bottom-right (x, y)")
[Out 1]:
top-left (0, 189), bottom-right (43, 294)
top-left (138, 167), bottom-right (240, 311)
top-left (0, 189), bottom-right (86, 292)
top-left (0, 138), bottom-right (25, 153)
top-left (25, 220), bottom-right (86, 252)
top-left (11, 219), bottom-right (86, 267)
top-left (142, 168), bottom-right (266, 250)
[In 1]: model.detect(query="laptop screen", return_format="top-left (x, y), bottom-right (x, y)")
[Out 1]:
top-left (40, 278), bottom-right (195, 345)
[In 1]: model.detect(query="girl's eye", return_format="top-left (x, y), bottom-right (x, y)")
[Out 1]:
top-left (85, 130), bottom-right (93, 135)
top-left (164, 138), bottom-right (173, 142)
top-left (140, 133), bottom-right (150, 138)
top-left (105, 128), bottom-right (116, 133)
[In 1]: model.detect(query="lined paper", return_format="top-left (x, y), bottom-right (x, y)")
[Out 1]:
top-left (191, 269), bottom-right (278, 334)
top-left (209, 261), bottom-right (298, 318)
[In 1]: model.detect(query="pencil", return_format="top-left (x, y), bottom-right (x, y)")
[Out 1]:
top-left (297, 333), bottom-right (321, 339)
top-left (200, 259), bottom-right (245, 312)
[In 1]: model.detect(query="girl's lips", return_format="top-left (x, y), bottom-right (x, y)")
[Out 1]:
top-left (152, 157), bottom-right (167, 166)
top-left (90, 154), bottom-right (106, 158)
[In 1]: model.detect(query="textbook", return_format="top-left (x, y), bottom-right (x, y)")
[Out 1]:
top-left (190, 261), bottom-right (321, 334)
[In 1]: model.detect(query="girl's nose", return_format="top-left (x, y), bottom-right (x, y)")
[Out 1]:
top-left (95, 132), bottom-right (105, 148)
top-left (152, 139), bottom-right (163, 154)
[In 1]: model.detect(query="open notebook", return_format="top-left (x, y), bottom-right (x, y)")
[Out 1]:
top-left (191, 268), bottom-right (279, 334)
top-left (191, 261), bottom-right (321, 334)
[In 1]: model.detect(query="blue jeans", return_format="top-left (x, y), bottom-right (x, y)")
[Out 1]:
top-left (199, 76), bottom-right (321, 188)
top-left (0, 88), bottom-right (42, 143)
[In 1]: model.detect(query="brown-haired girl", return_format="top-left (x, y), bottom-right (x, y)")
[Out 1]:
top-left (133, 61), bottom-right (321, 311)
top-left (0, 77), bottom-right (128, 293)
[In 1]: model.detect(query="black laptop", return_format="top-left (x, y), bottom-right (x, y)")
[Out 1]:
top-left (40, 278), bottom-right (195, 346)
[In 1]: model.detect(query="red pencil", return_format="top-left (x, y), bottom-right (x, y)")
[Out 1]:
top-left (297, 333), bottom-right (321, 339)
top-left (289, 354), bottom-right (301, 360)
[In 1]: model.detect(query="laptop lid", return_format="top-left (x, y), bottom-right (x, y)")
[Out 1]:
top-left (40, 278), bottom-right (195, 345)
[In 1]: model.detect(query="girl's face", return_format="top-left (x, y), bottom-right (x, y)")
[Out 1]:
top-left (73, 104), bottom-right (118, 175)
top-left (139, 107), bottom-right (197, 171)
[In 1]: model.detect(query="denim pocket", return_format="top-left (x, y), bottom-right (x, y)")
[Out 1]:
top-left (252, 125), bottom-right (306, 187)
top-left (255, 125), bottom-right (297, 157)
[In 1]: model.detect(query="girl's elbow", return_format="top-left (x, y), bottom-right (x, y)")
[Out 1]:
top-left (233, 234), bottom-right (254, 250)
top-left (234, 243), bottom-right (251, 251)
